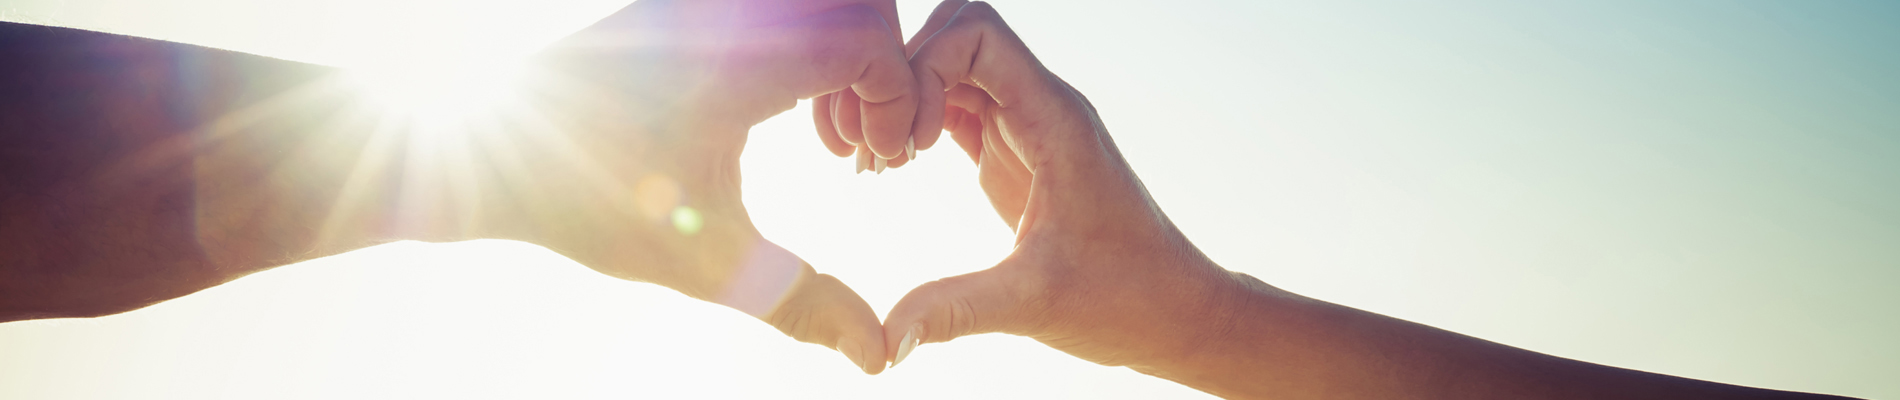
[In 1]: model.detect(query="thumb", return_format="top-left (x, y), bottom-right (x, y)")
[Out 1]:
top-left (880, 266), bottom-right (1035, 369)
top-left (759, 270), bottom-right (890, 375)
top-left (725, 241), bottom-right (888, 375)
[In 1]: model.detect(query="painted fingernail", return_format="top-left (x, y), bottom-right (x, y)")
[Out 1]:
top-left (874, 156), bottom-right (887, 174)
top-left (907, 136), bottom-right (917, 161)
top-left (891, 324), bottom-right (920, 368)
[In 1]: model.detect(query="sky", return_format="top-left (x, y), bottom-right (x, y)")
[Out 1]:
top-left (1, 0), bottom-right (1896, 398)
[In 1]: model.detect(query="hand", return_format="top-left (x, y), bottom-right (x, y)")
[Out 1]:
top-left (877, 0), bottom-right (1250, 371)
top-left (480, 0), bottom-right (920, 374)
top-left (808, 7), bottom-right (938, 170)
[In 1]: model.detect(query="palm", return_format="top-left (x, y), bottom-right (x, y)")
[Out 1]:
top-left (505, 0), bottom-right (915, 374)
top-left (901, 71), bottom-right (1226, 371)
top-left (949, 105), bottom-right (1032, 229)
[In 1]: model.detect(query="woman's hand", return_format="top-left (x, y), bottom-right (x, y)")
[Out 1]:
top-left (875, 5), bottom-right (1861, 400)
top-left (877, 0), bottom-right (1251, 372)
top-left (483, 0), bottom-right (922, 374)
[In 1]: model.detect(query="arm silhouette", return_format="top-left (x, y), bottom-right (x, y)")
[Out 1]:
top-left (0, 0), bottom-right (922, 374)
top-left (851, 1), bottom-right (1864, 398)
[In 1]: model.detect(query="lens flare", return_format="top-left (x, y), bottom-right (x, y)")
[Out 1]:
top-left (670, 206), bottom-right (703, 236)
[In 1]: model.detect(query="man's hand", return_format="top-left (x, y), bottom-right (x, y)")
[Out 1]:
top-left (0, 0), bottom-right (922, 375)
top-left (478, 0), bottom-right (923, 374)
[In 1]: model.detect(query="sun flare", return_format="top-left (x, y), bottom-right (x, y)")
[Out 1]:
top-left (342, 58), bottom-right (529, 128)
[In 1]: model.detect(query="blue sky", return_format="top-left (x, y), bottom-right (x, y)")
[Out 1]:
top-left (1, 0), bottom-right (1894, 398)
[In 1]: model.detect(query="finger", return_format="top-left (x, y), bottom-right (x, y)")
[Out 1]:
top-left (834, 88), bottom-right (867, 146)
top-left (885, 152), bottom-right (911, 169)
top-left (880, 267), bottom-right (1028, 368)
top-left (812, 93), bottom-right (855, 157)
top-left (804, 3), bottom-right (913, 160)
top-left (732, 5), bottom-right (914, 146)
top-left (895, 0), bottom-right (970, 152)
top-left (705, 239), bottom-right (885, 374)
top-left (945, 82), bottom-right (995, 113)
top-left (763, 270), bottom-right (890, 375)
top-left (746, 0), bottom-right (904, 43)
top-left (853, 60), bottom-right (918, 161)
top-left (942, 84), bottom-right (993, 164)
top-left (788, 4), bottom-right (916, 160)
top-left (809, 7), bottom-right (916, 161)
top-left (907, 2), bottom-right (1091, 168)
top-left (945, 106), bottom-right (984, 164)
top-left (854, 145), bottom-right (874, 174)
top-left (905, 0), bottom-right (969, 56)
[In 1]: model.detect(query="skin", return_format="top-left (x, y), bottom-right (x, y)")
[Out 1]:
top-left (0, 0), bottom-right (1868, 397)
top-left (851, 1), bottom-right (1863, 399)
top-left (0, 0), bottom-right (916, 374)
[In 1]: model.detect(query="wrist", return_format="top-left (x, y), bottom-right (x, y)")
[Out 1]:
top-left (1126, 261), bottom-right (1280, 380)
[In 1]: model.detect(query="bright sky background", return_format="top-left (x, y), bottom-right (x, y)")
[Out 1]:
top-left (2, 0), bottom-right (1896, 399)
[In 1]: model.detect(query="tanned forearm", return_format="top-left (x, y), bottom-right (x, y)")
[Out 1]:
top-left (1142, 266), bottom-right (1858, 399)
top-left (0, 22), bottom-right (498, 322)
top-left (0, 19), bottom-right (765, 323)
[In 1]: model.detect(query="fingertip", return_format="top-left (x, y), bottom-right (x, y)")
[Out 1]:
top-left (889, 323), bottom-right (922, 369)
top-left (860, 93), bottom-right (917, 160)
top-left (813, 95), bottom-right (856, 157)
top-left (880, 269), bottom-right (1023, 368)
top-left (760, 269), bottom-right (888, 375)
top-left (909, 89), bottom-right (946, 159)
top-left (843, 286), bottom-right (889, 375)
top-left (879, 282), bottom-right (947, 369)
top-left (947, 109), bottom-right (985, 164)
top-left (941, 105), bottom-right (963, 130)
top-left (915, 115), bottom-right (945, 151)
top-left (836, 326), bottom-right (887, 375)
top-left (834, 89), bottom-right (865, 146)
top-left (886, 152), bottom-right (911, 169)
top-left (860, 336), bottom-right (888, 375)
top-left (880, 318), bottom-right (919, 369)
top-left (907, 0), bottom-right (972, 56)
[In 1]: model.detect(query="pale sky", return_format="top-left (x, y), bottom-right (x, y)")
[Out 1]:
top-left (1, 0), bottom-right (1895, 399)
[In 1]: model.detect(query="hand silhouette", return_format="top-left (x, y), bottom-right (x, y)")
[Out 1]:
top-left (501, 0), bottom-right (922, 374)
top-left (853, 0), bottom-right (1245, 371)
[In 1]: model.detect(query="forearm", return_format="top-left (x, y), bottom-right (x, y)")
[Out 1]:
top-left (0, 20), bottom-right (767, 322)
top-left (0, 22), bottom-right (494, 321)
top-left (1150, 267), bottom-right (1852, 399)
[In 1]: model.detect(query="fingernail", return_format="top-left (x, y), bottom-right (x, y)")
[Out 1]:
top-left (831, 94), bottom-right (848, 144)
top-left (891, 324), bottom-right (920, 369)
top-left (907, 136), bottom-right (917, 161)
top-left (874, 156), bottom-right (887, 174)
top-left (855, 148), bottom-right (870, 174)
top-left (837, 338), bottom-right (868, 373)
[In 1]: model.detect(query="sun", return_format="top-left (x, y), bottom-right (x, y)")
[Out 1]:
top-left (341, 55), bottom-right (529, 128)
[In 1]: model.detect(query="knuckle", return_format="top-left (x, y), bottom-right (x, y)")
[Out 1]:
top-left (803, 6), bottom-right (897, 86)
top-left (911, 276), bottom-right (991, 339)
top-left (948, 295), bottom-right (980, 337)
top-left (829, 5), bottom-right (895, 45)
top-left (768, 305), bottom-right (820, 343)
top-left (970, 3), bottom-right (1021, 43)
top-left (912, 278), bottom-right (957, 301)
top-left (913, 278), bottom-right (971, 337)
top-left (807, 272), bottom-right (845, 288)
top-left (962, 1), bottom-right (1003, 24)
top-left (964, 1), bottom-right (998, 16)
